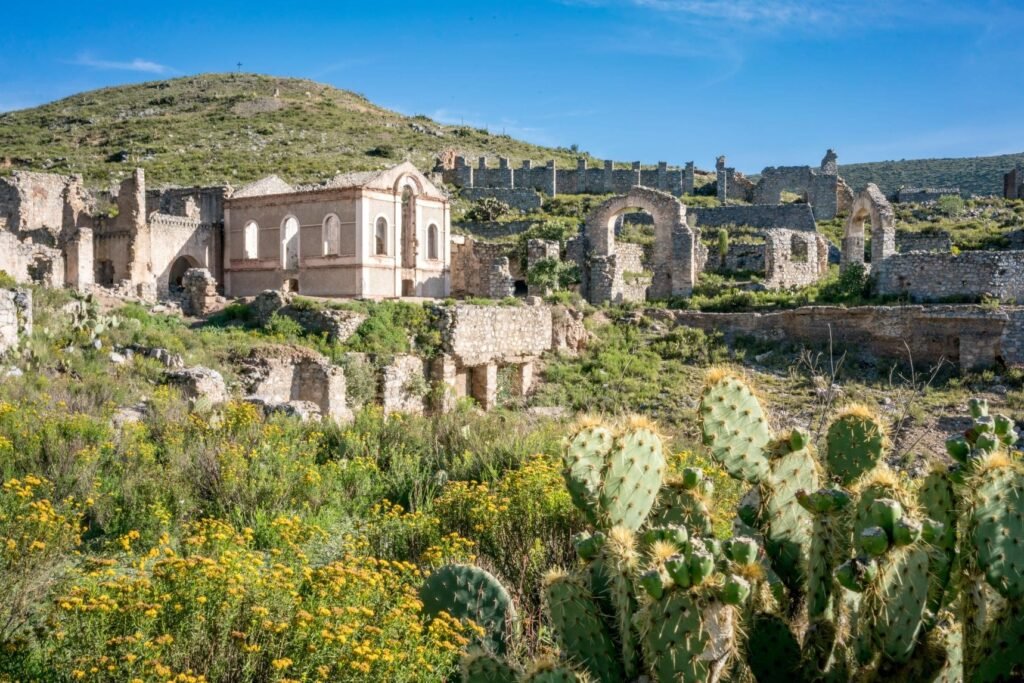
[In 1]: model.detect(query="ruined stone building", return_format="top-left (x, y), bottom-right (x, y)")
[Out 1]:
top-left (1006, 164), bottom-right (1024, 200)
top-left (223, 162), bottom-right (450, 298)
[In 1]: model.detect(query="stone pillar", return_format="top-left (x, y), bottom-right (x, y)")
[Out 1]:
top-left (871, 226), bottom-right (895, 264)
top-left (604, 160), bottom-right (614, 193)
top-left (478, 156), bottom-right (487, 170)
top-left (841, 236), bottom-right (866, 270)
top-left (545, 160), bottom-right (557, 197)
top-left (182, 267), bottom-right (218, 316)
top-left (511, 362), bottom-right (534, 397)
top-left (684, 161), bottom-right (695, 195)
top-left (431, 354), bottom-right (458, 413)
top-left (65, 227), bottom-right (94, 292)
top-left (499, 157), bottom-right (512, 188)
top-left (470, 363), bottom-right (498, 410)
top-left (716, 156), bottom-right (728, 204)
top-left (632, 161), bottom-right (642, 189)
top-left (657, 162), bottom-right (668, 191)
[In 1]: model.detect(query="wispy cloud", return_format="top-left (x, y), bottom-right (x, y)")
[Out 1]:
top-left (70, 53), bottom-right (173, 74)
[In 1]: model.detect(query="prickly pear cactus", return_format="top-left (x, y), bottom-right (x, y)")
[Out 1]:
top-left (544, 571), bottom-right (623, 683)
top-left (589, 527), bottom-right (641, 679)
top-left (971, 603), bottom-right (1024, 683)
top-left (826, 406), bottom-right (887, 486)
top-left (522, 660), bottom-right (586, 683)
top-left (700, 372), bottom-right (772, 484)
top-left (419, 564), bottom-right (513, 654)
top-left (969, 460), bottom-right (1024, 600)
top-left (744, 612), bottom-right (803, 683)
top-left (761, 440), bottom-right (818, 595)
top-left (562, 418), bottom-right (666, 531)
top-left (860, 545), bottom-right (931, 664)
top-left (461, 652), bottom-right (519, 683)
top-left (649, 469), bottom-right (714, 537)
top-left (638, 590), bottom-right (729, 683)
top-left (917, 469), bottom-right (957, 615)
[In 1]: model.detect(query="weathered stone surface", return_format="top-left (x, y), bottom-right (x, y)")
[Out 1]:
top-left (379, 354), bottom-right (427, 415)
top-left (690, 204), bottom-right (817, 233)
top-left (551, 305), bottom-right (589, 355)
top-left (450, 236), bottom-right (516, 298)
top-left (461, 187), bottom-right (542, 212)
top-left (181, 267), bottom-right (218, 316)
top-left (896, 231), bottom-right (952, 253)
top-left (874, 251), bottom-right (1024, 302)
top-left (165, 366), bottom-right (228, 404)
top-left (763, 230), bottom-right (829, 289)
top-left (843, 183), bottom-right (895, 269)
top-left (237, 345), bottom-right (351, 423)
top-left (749, 150), bottom-right (849, 220)
top-left (0, 288), bottom-right (32, 355)
top-left (250, 291), bottom-right (367, 342)
top-left (896, 187), bottom-right (960, 203)
top-left (433, 303), bottom-right (552, 366)
top-left (651, 305), bottom-right (1024, 371)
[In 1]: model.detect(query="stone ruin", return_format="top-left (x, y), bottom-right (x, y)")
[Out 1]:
top-left (1006, 163), bottom-right (1024, 200)
top-left (0, 288), bottom-right (32, 355)
top-left (841, 184), bottom-right (1024, 303)
top-left (181, 268), bottom-right (218, 316)
top-left (249, 290), bottom-right (367, 343)
top-left (237, 345), bottom-right (352, 422)
top-left (895, 187), bottom-right (960, 204)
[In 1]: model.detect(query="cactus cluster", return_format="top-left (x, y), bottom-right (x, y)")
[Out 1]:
top-left (419, 372), bottom-right (1023, 682)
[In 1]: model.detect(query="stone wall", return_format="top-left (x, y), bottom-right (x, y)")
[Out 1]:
top-left (433, 302), bottom-right (553, 366)
top-left (763, 230), bottom-right (829, 289)
top-left (704, 242), bottom-right (765, 273)
top-left (379, 354), bottom-right (427, 415)
top-left (0, 171), bottom-right (93, 241)
top-left (895, 187), bottom-right (960, 203)
top-left (250, 290), bottom-right (368, 342)
top-left (237, 345), bottom-right (352, 422)
top-left (460, 187), bottom-right (543, 212)
top-left (746, 150), bottom-right (851, 220)
top-left (896, 231), bottom-right (952, 253)
top-left (689, 204), bottom-right (817, 233)
top-left (1005, 165), bottom-right (1023, 200)
top-left (651, 304), bottom-right (1024, 371)
top-left (0, 230), bottom-right (65, 288)
top-left (442, 156), bottom-right (690, 197)
top-left (182, 268), bottom-right (218, 316)
top-left (146, 185), bottom-right (229, 225)
top-left (0, 288), bottom-right (31, 355)
top-left (450, 235), bottom-right (515, 298)
top-left (874, 251), bottom-right (1024, 302)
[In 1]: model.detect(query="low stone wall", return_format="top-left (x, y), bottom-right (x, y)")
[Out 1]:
top-left (704, 243), bottom-right (765, 273)
top-left (688, 204), bottom-right (817, 233)
top-left (452, 220), bottom-right (537, 240)
top-left (0, 288), bottom-right (31, 355)
top-left (237, 345), bottom-right (352, 422)
top-left (250, 290), bottom-right (368, 342)
top-left (895, 232), bottom-right (952, 253)
top-left (895, 188), bottom-right (959, 203)
top-left (460, 187), bottom-right (543, 213)
top-left (433, 302), bottom-right (552, 366)
top-left (651, 304), bottom-right (1024, 370)
top-left (874, 251), bottom-right (1024, 302)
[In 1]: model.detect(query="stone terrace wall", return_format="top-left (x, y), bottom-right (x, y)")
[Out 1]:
top-left (895, 188), bottom-right (960, 203)
top-left (896, 231), bottom-right (952, 253)
top-left (450, 236), bottom-right (515, 298)
top-left (433, 303), bottom-right (553, 366)
top-left (874, 251), bottom-right (1024, 302)
top-left (0, 288), bottom-right (31, 355)
top-left (689, 204), bottom-right (817, 233)
top-left (443, 156), bottom-right (689, 197)
top-left (651, 305), bottom-right (1024, 370)
top-left (460, 187), bottom-right (542, 212)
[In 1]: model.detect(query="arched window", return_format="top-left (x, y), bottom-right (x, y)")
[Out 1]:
top-left (375, 217), bottom-right (388, 256)
top-left (282, 216), bottom-right (299, 270)
top-left (243, 221), bottom-right (259, 260)
top-left (427, 223), bottom-right (439, 260)
top-left (323, 214), bottom-right (341, 256)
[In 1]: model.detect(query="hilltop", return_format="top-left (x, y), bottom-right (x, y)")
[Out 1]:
top-left (0, 72), bottom-right (1020, 195)
top-left (0, 73), bottom-right (600, 188)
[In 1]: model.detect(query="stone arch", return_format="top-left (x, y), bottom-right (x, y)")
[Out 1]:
top-left (281, 215), bottom-right (300, 270)
top-left (843, 183), bottom-right (894, 269)
top-left (583, 186), bottom-right (695, 302)
top-left (168, 255), bottom-right (201, 290)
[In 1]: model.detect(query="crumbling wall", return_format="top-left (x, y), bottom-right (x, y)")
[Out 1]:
top-left (449, 235), bottom-right (515, 298)
top-left (689, 204), bottom-right (817, 233)
top-left (182, 268), bottom-right (218, 316)
top-left (0, 171), bottom-right (92, 240)
top-left (843, 183), bottom-right (895, 269)
top-left (379, 354), bottom-right (427, 415)
top-left (651, 304), bottom-right (1024, 371)
top-left (715, 156), bottom-right (756, 203)
top-left (146, 185), bottom-right (229, 225)
top-left (704, 242), bottom-right (765, 273)
top-left (763, 230), bottom-right (829, 289)
top-left (896, 187), bottom-right (960, 203)
top-left (238, 345), bottom-right (352, 422)
top-left (433, 302), bottom-right (552, 366)
top-left (1005, 165), bottom-right (1023, 200)
top-left (896, 231), bottom-right (952, 253)
top-left (149, 213), bottom-right (221, 294)
top-left (874, 251), bottom-right (1024, 302)
top-left (0, 288), bottom-right (31, 355)
top-left (749, 150), bottom-right (848, 220)
top-left (0, 230), bottom-right (65, 287)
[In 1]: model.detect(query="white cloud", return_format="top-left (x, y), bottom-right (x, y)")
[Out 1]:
top-left (70, 53), bottom-right (172, 74)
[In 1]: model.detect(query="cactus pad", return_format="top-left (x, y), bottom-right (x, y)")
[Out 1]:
top-left (970, 463), bottom-right (1024, 600)
top-left (918, 469), bottom-right (957, 614)
top-left (523, 661), bottom-right (586, 683)
top-left (638, 591), bottom-right (715, 683)
top-left (864, 545), bottom-right (930, 664)
top-left (461, 652), bottom-right (518, 683)
top-left (826, 409), bottom-right (886, 485)
top-left (564, 424), bottom-right (614, 524)
top-left (745, 612), bottom-right (803, 683)
top-left (649, 478), bottom-right (714, 537)
top-left (545, 572), bottom-right (623, 683)
top-left (699, 374), bottom-right (772, 483)
top-left (762, 445), bottom-right (818, 594)
top-left (420, 564), bottom-right (513, 654)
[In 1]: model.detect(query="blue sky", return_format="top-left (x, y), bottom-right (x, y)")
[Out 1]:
top-left (2, 0), bottom-right (1023, 172)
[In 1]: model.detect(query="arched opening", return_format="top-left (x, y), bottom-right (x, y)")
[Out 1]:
top-left (401, 187), bottom-right (416, 269)
top-left (284, 278), bottom-right (299, 293)
top-left (322, 214), bottom-right (341, 256)
top-left (168, 255), bottom-right (200, 291)
top-left (28, 256), bottom-right (53, 284)
top-left (790, 233), bottom-right (809, 263)
top-left (374, 217), bottom-right (389, 255)
top-left (281, 216), bottom-right (299, 270)
top-left (243, 220), bottom-right (259, 260)
top-left (426, 223), bottom-right (439, 260)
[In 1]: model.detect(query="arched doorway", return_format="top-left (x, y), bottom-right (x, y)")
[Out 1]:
top-left (168, 255), bottom-right (200, 290)
top-left (584, 186), bottom-right (695, 302)
top-left (281, 216), bottom-right (300, 270)
top-left (843, 184), bottom-right (894, 270)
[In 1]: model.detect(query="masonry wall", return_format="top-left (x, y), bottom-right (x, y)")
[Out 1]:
top-left (751, 167), bottom-right (841, 219)
top-left (896, 232), bottom-right (952, 253)
top-left (689, 204), bottom-right (817, 232)
top-left (433, 303), bottom-right (553, 366)
top-left (460, 187), bottom-right (542, 212)
top-left (895, 188), bottom-right (960, 203)
top-left (0, 230), bottom-right (65, 287)
top-left (651, 304), bottom-right (1024, 370)
top-left (149, 214), bottom-right (222, 294)
top-left (874, 251), bottom-right (1024, 302)
top-left (449, 236), bottom-right (515, 298)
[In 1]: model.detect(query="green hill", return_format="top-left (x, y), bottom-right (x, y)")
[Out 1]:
top-left (0, 73), bottom-right (599, 187)
top-left (839, 152), bottom-right (1024, 197)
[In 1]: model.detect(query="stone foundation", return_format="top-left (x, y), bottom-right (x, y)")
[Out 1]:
top-left (237, 345), bottom-right (352, 422)
top-left (0, 288), bottom-right (32, 355)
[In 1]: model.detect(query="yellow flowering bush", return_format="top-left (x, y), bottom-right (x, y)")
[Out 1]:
top-left (38, 518), bottom-right (476, 682)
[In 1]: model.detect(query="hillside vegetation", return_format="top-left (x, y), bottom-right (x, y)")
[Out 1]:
top-left (0, 73), bottom-right (599, 188)
top-left (840, 151), bottom-right (1024, 197)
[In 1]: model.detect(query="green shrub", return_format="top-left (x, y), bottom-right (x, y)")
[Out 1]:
top-left (464, 197), bottom-right (512, 222)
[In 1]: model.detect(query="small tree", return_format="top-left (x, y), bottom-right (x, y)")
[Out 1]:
top-left (716, 228), bottom-right (729, 268)
top-left (937, 194), bottom-right (964, 218)
top-left (465, 197), bottom-right (512, 222)
top-left (526, 259), bottom-right (579, 294)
